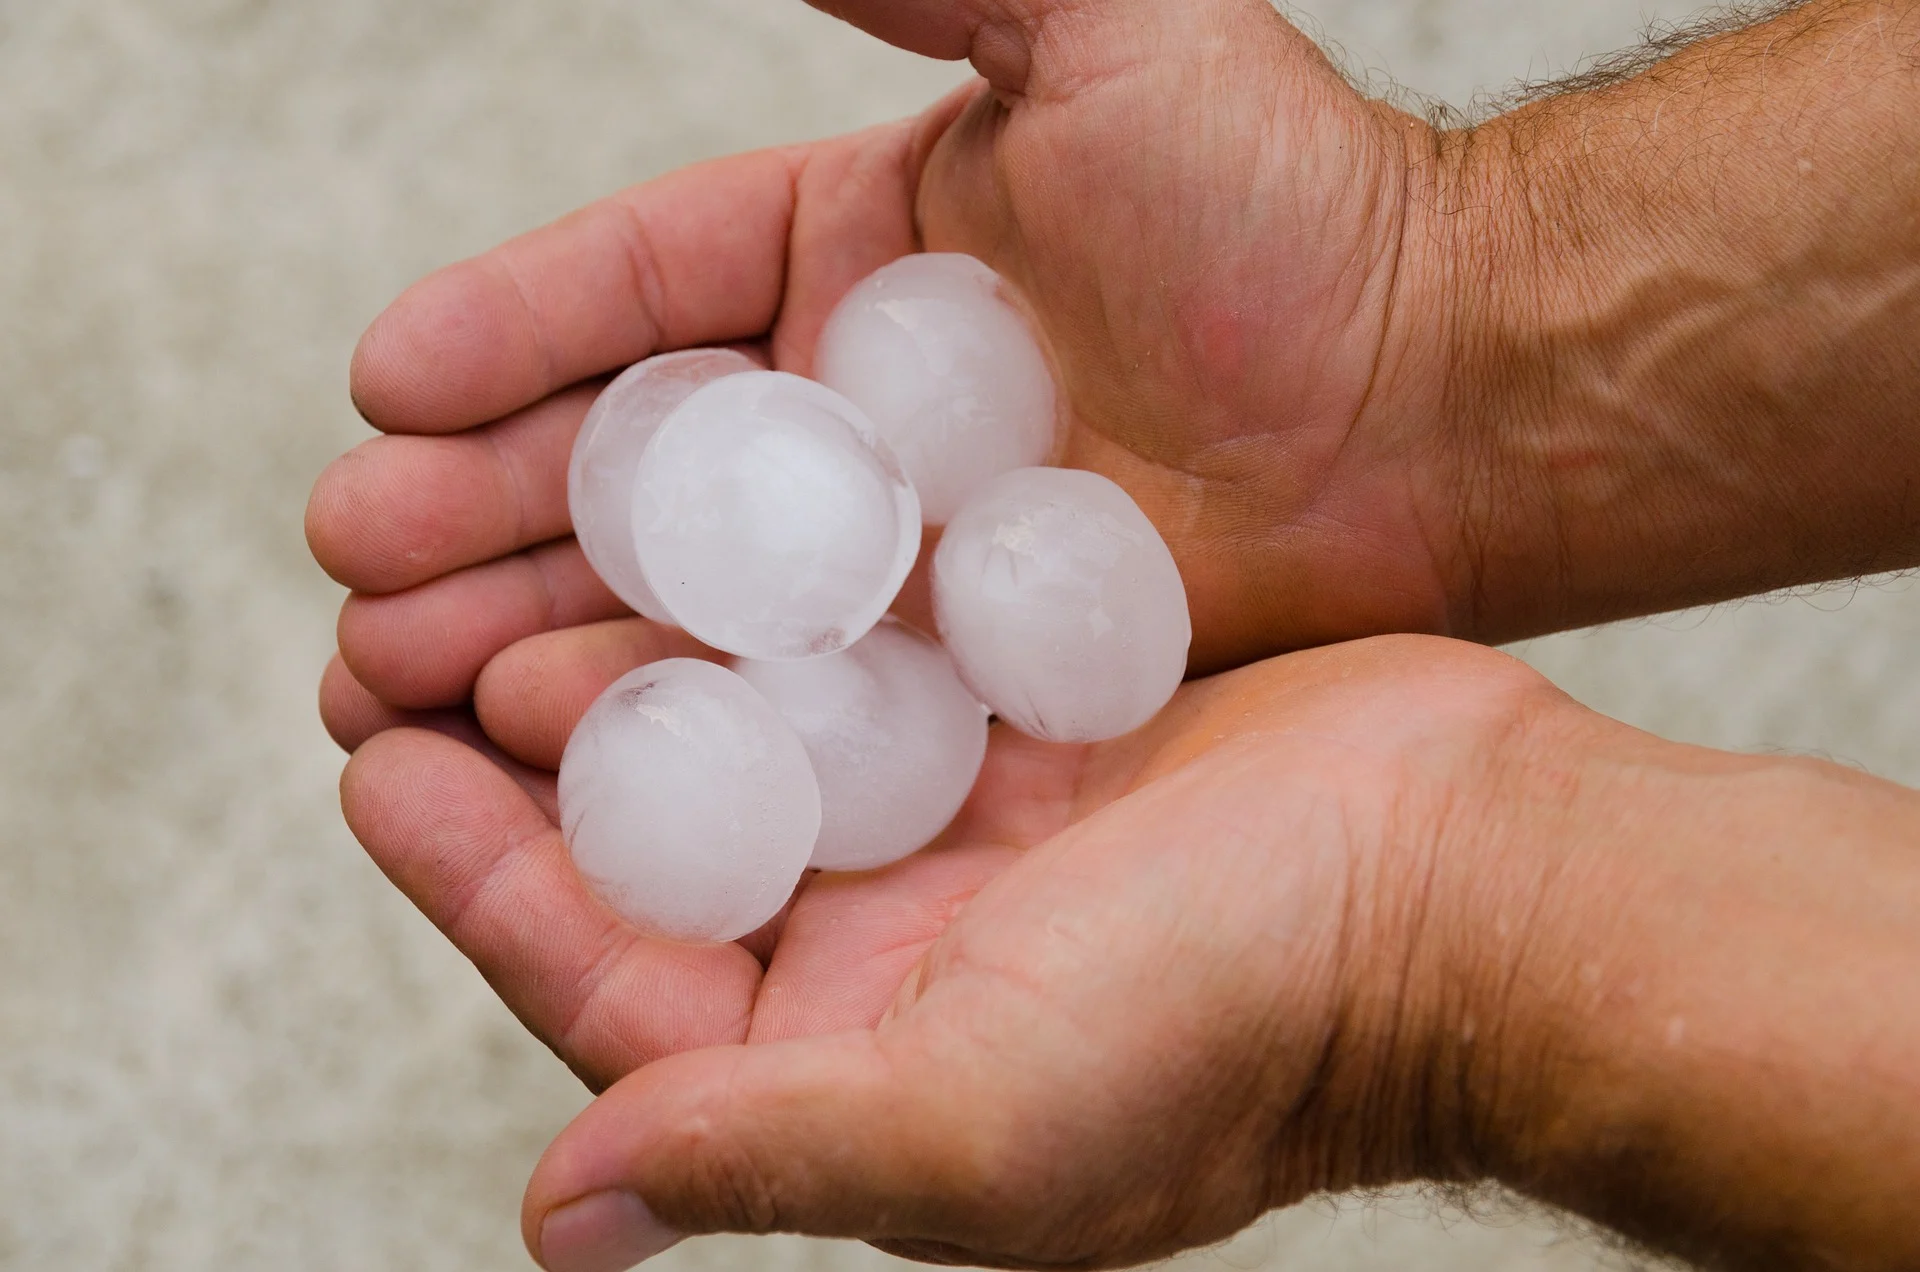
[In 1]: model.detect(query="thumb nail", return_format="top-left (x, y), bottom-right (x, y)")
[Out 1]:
top-left (538, 1190), bottom-right (683, 1272)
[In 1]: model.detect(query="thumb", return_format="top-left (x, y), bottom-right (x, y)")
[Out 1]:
top-left (807, 0), bottom-right (1274, 96)
top-left (522, 1029), bottom-right (1025, 1271)
top-left (806, 0), bottom-right (1050, 87)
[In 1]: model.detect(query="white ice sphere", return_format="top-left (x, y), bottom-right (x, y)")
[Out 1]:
top-left (631, 370), bottom-right (921, 660)
top-left (569, 348), bottom-right (757, 624)
top-left (815, 253), bottom-right (1058, 526)
top-left (557, 658), bottom-right (821, 944)
top-left (733, 618), bottom-right (989, 873)
top-left (933, 468), bottom-right (1191, 744)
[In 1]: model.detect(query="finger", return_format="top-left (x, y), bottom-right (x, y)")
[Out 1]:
top-left (806, 0), bottom-right (1169, 95)
top-left (524, 1030), bottom-right (1005, 1265)
top-left (470, 563), bottom-right (937, 770)
top-left (321, 652), bottom-right (561, 815)
top-left (342, 728), bottom-right (762, 1089)
top-left (352, 145), bottom-right (813, 435)
top-left (806, 0), bottom-right (1028, 66)
top-left (308, 384), bottom-right (595, 594)
top-left (766, 114), bottom-right (929, 376)
top-left (336, 538), bottom-right (625, 709)
top-left (474, 619), bottom-right (713, 770)
top-left (321, 652), bottom-right (429, 752)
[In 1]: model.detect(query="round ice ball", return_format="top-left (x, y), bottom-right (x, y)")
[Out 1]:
top-left (733, 618), bottom-right (989, 873)
top-left (631, 370), bottom-right (921, 661)
top-left (568, 348), bottom-right (757, 624)
top-left (933, 468), bottom-right (1191, 744)
top-left (815, 253), bottom-right (1058, 526)
top-left (557, 658), bottom-right (821, 944)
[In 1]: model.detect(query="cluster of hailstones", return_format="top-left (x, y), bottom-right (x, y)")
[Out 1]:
top-left (559, 254), bottom-right (1192, 944)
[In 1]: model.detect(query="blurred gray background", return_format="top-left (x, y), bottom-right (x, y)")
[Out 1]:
top-left (3, 1), bottom-right (1912, 1269)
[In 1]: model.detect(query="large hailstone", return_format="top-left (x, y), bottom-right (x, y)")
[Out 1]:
top-left (933, 468), bottom-right (1191, 744)
top-left (631, 370), bottom-right (921, 661)
top-left (568, 348), bottom-right (757, 624)
top-left (815, 253), bottom-right (1058, 525)
top-left (557, 659), bottom-right (821, 944)
top-left (733, 618), bottom-right (989, 873)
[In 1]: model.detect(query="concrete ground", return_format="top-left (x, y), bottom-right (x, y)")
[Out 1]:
top-left (4, 1), bottom-right (1914, 1269)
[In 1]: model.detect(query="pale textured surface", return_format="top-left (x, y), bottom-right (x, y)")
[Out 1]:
top-left (633, 371), bottom-right (919, 660)
top-left (734, 618), bottom-right (990, 873)
top-left (571, 349), bottom-right (760, 626)
top-left (3, 1), bottom-right (1907, 1270)
top-left (816, 254), bottom-right (1059, 525)
top-left (559, 660), bottom-right (821, 944)
top-left (935, 468), bottom-right (1193, 744)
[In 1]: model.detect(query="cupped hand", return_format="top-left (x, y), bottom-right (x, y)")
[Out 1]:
top-left (326, 626), bottom-right (1579, 1267)
top-left (508, 634), bottom-right (1577, 1270)
top-left (307, 0), bottom-right (1477, 723)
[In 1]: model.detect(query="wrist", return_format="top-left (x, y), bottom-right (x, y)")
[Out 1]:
top-left (1376, 111), bottom-right (1578, 646)
top-left (1432, 108), bottom-right (1811, 642)
top-left (1246, 655), bottom-right (1613, 1195)
top-left (1419, 0), bottom-right (1920, 643)
top-left (1460, 721), bottom-right (1920, 1268)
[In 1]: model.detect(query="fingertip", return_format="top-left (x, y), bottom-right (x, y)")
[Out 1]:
top-left (803, 1), bottom-right (976, 63)
top-left (305, 446), bottom-right (381, 588)
top-left (336, 543), bottom-right (630, 711)
top-left (352, 262), bottom-right (539, 435)
top-left (522, 1046), bottom-right (757, 1242)
top-left (337, 723), bottom-right (410, 833)
top-left (525, 1031), bottom-right (937, 1246)
top-left (339, 725), bottom-right (536, 868)
top-left (320, 652), bottom-right (400, 752)
top-left (474, 619), bottom-right (711, 769)
top-left (533, 1190), bottom-right (683, 1272)
top-left (334, 590), bottom-right (464, 710)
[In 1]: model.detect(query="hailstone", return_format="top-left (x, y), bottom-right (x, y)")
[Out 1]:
top-left (568, 348), bottom-right (757, 624)
top-left (557, 658), bottom-right (821, 944)
top-left (815, 254), bottom-right (1058, 526)
top-left (733, 618), bottom-right (989, 873)
top-left (631, 370), bottom-right (920, 661)
top-left (933, 467), bottom-right (1191, 744)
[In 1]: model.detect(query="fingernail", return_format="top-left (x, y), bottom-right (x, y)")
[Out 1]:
top-left (538, 1190), bottom-right (683, 1272)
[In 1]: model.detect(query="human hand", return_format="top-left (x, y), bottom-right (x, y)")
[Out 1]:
top-left (308, 0), bottom-right (1476, 718)
top-left (311, 0), bottom-right (1920, 725)
top-left (510, 631), bottom-right (1920, 1272)
top-left (325, 617), bottom-right (1920, 1272)
top-left (332, 633), bottom-right (1577, 1267)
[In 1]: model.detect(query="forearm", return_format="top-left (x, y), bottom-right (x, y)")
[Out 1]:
top-left (1473, 719), bottom-right (1920, 1269)
top-left (1430, 0), bottom-right (1920, 639)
